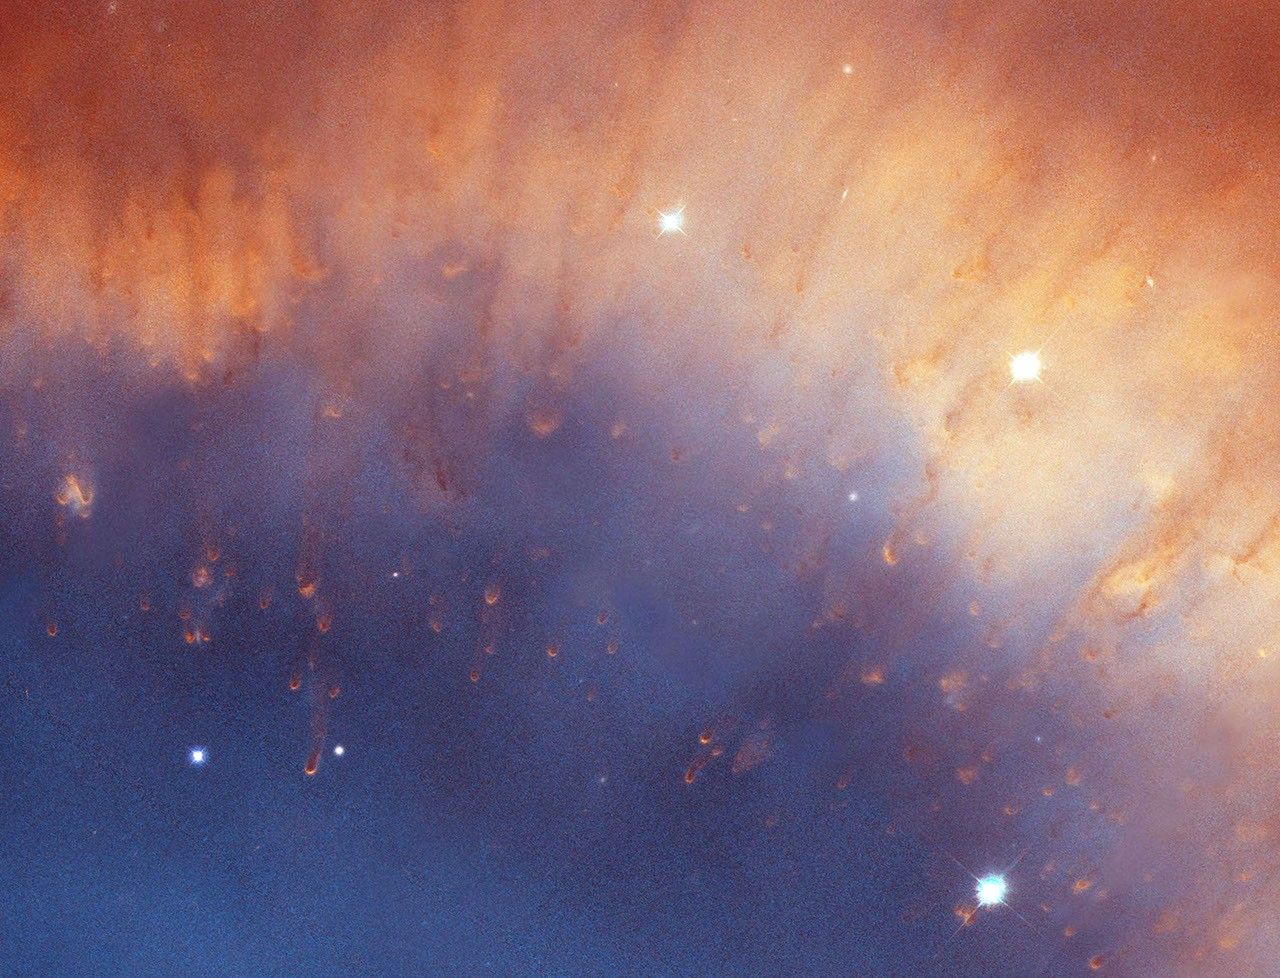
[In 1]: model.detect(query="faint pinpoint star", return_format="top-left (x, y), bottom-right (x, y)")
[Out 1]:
top-left (847, 491), bottom-right (859, 503)
top-left (189, 747), bottom-right (207, 766)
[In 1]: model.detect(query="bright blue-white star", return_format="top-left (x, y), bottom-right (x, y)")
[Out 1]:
top-left (189, 747), bottom-right (207, 766)
top-left (975, 874), bottom-right (1007, 907)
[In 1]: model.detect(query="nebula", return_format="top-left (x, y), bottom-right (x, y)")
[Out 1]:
top-left (4, 1), bottom-right (1280, 974)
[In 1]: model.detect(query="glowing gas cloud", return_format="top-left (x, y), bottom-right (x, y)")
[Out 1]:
top-left (5, 1), bottom-right (1280, 974)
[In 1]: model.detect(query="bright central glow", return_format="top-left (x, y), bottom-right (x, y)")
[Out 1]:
top-left (975, 874), bottom-right (1007, 907)
top-left (333, 744), bottom-right (345, 756)
top-left (1009, 350), bottom-right (1042, 384)
top-left (189, 747), bottom-right (206, 765)
top-left (658, 206), bottom-right (686, 236)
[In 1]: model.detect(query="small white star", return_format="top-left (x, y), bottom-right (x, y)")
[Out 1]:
top-left (189, 747), bottom-right (207, 766)
top-left (657, 206), bottom-right (686, 237)
top-left (842, 63), bottom-right (853, 75)
top-left (847, 491), bottom-right (859, 503)
top-left (1009, 350), bottom-right (1043, 384)
top-left (333, 744), bottom-right (345, 757)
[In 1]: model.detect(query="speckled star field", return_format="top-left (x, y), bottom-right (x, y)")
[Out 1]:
top-left (3, 2), bottom-right (1280, 975)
